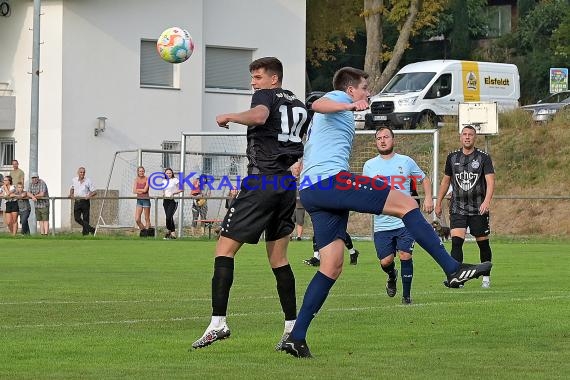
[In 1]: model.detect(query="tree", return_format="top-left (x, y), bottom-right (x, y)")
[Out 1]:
top-left (362, 0), bottom-right (446, 93)
top-left (512, 0), bottom-right (570, 101)
top-left (306, 0), bottom-right (363, 67)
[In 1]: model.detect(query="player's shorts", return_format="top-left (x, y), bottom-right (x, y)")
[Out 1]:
top-left (136, 198), bottom-right (151, 208)
top-left (450, 213), bottom-right (490, 237)
top-left (220, 174), bottom-right (295, 244)
top-left (292, 208), bottom-right (305, 226)
top-left (300, 171), bottom-right (390, 250)
top-left (373, 227), bottom-right (415, 260)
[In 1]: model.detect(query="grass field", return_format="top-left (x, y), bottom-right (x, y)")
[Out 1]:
top-left (1, 237), bottom-right (569, 379)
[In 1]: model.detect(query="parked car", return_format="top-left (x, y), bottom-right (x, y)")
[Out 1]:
top-left (521, 90), bottom-right (570, 123)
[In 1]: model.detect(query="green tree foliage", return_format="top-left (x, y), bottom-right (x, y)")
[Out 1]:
top-left (306, 0), bottom-right (448, 93)
top-left (306, 0), bottom-right (363, 66)
top-left (419, 0), bottom-right (488, 40)
top-left (363, 0), bottom-right (448, 92)
top-left (512, 0), bottom-right (570, 102)
top-left (551, 16), bottom-right (570, 60)
top-left (448, 0), bottom-right (471, 59)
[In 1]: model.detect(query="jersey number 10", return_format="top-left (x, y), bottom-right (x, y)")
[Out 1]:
top-left (278, 105), bottom-right (307, 143)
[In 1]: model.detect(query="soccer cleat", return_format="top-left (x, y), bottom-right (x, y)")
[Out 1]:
top-left (402, 296), bottom-right (412, 305)
top-left (191, 325), bottom-right (231, 349)
top-left (442, 280), bottom-right (463, 288)
top-left (279, 337), bottom-right (313, 358)
top-left (446, 262), bottom-right (493, 288)
top-left (296, 237), bottom-right (302, 241)
top-left (275, 332), bottom-right (290, 351)
top-left (386, 269), bottom-right (398, 297)
top-left (164, 233), bottom-right (171, 240)
top-left (349, 249), bottom-right (359, 265)
top-left (303, 257), bottom-right (320, 266)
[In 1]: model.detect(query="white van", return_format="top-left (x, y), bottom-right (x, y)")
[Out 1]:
top-left (357, 60), bottom-right (520, 129)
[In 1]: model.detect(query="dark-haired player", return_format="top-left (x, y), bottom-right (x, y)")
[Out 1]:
top-left (435, 125), bottom-right (495, 288)
top-left (191, 57), bottom-right (311, 350)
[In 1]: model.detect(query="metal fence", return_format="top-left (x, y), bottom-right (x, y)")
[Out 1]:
top-left (5, 195), bottom-right (569, 238)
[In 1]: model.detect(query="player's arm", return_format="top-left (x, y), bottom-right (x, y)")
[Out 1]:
top-left (311, 97), bottom-right (368, 114)
top-left (435, 175), bottom-right (451, 217)
top-left (216, 105), bottom-right (270, 128)
top-left (480, 173), bottom-right (495, 214)
top-left (420, 177), bottom-right (434, 213)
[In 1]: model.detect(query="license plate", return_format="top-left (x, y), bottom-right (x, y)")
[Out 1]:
top-left (373, 115), bottom-right (387, 121)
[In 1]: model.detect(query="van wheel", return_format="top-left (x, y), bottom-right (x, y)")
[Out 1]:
top-left (417, 111), bottom-right (437, 129)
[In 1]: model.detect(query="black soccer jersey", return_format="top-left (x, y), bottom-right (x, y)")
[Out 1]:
top-left (445, 148), bottom-right (495, 215)
top-left (247, 88), bottom-right (311, 175)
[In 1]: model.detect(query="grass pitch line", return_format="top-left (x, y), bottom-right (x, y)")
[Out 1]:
top-left (0, 289), bottom-right (567, 306)
top-left (1, 294), bottom-right (568, 330)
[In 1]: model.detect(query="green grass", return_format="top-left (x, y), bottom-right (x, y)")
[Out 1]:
top-left (1, 238), bottom-right (569, 379)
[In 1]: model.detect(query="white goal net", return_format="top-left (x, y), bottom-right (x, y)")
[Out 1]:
top-left (99, 130), bottom-right (439, 239)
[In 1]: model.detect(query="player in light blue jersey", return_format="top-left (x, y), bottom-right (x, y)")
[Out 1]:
top-left (279, 67), bottom-right (491, 359)
top-left (363, 127), bottom-right (434, 305)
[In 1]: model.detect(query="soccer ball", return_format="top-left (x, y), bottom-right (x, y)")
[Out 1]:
top-left (156, 27), bottom-right (194, 64)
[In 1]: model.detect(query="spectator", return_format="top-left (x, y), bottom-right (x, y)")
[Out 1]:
top-left (1, 175), bottom-right (19, 235)
top-left (15, 182), bottom-right (31, 235)
top-left (69, 166), bottom-right (97, 236)
top-left (132, 166), bottom-right (151, 235)
top-left (29, 173), bottom-right (50, 235)
top-left (191, 176), bottom-right (209, 235)
top-left (162, 168), bottom-right (182, 239)
top-left (225, 185), bottom-right (239, 211)
top-left (10, 159), bottom-right (25, 188)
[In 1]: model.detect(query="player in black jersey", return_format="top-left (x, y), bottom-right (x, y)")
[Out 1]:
top-left (435, 125), bottom-right (495, 288)
top-left (192, 57), bottom-right (311, 350)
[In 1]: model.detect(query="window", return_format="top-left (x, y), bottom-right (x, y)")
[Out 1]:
top-left (0, 139), bottom-right (14, 168)
top-left (140, 40), bottom-right (178, 88)
top-left (486, 5), bottom-right (512, 38)
top-left (425, 74), bottom-right (452, 99)
top-left (202, 157), bottom-right (213, 175)
top-left (229, 156), bottom-right (241, 176)
top-left (205, 47), bottom-right (253, 91)
top-left (161, 141), bottom-right (180, 169)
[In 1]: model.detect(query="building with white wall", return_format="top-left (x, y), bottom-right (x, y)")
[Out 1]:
top-left (0, 0), bottom-right (307, 229)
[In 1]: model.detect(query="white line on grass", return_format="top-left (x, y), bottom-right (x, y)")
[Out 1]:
top-left (2, 288), bottom-right (569, 307)
top-left (1, 289), bottom-right (567, 306)
top-left (1, 294), bottom-right (568, 330)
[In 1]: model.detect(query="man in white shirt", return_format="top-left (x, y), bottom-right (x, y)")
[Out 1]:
top-left (69, 167), bottom-right (97, 235)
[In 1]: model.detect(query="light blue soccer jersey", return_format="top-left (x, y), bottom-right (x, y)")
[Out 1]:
top-left (363, 153), bottom-right (427, 231)
top-left (301, 91), bottom-right (355, 186)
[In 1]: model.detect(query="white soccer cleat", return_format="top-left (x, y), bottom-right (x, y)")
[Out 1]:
top-left (191, 325), bottom-right (231, 349)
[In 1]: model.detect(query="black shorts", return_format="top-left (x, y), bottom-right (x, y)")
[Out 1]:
top-left (220, 175), bottom-right (295, 244)
top-left (5, 201), bottom-right (19, 213)
top-left (450, 213), bottom-right (490, 237)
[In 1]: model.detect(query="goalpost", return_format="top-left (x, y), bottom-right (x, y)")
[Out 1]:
top-left (100, 129), bottom-right (440, 238)
top-left (179, 129), bottom-right (440, 239)
top-left (347, 129), bottom-right (440, 238)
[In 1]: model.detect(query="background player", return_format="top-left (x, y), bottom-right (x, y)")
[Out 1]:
top-left (303, 233), bottom-right (360, 266)
top-left (435, 125), bottom-right (495, 288)
top-left (363, 126), bottom-right (433, 304)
